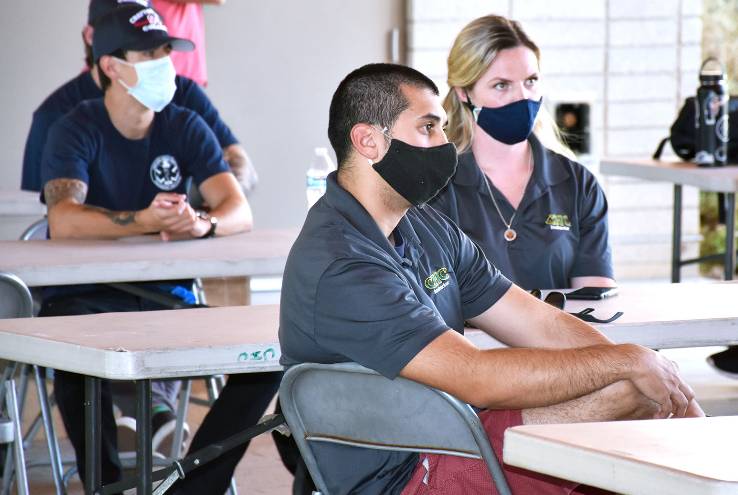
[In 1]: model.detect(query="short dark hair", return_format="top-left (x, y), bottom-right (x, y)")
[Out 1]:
top-left (97, 49), bottom-right (126, 92)
top-left (328, 63), bottom-right (439, 167)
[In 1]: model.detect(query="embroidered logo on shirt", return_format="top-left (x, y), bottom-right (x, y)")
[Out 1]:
top-left (424, 267), bottom-right (450, 294)
top-left (150, 155), bottom-right (182, 191)
top-left (545, 213), bottom-right (571, 231)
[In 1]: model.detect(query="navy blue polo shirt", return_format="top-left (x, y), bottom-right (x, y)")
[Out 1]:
top-left (431, 135), bottom-right (613, 290)
top-left (40, 98), bottom-right (229, 299)
top-left (22, 71), bottom-right (238, 191)
top-left (279, 172), bottom-right (512, 495)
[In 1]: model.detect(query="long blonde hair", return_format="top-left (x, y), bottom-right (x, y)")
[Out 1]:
top-left (444, 15), bottom-right (573, 158)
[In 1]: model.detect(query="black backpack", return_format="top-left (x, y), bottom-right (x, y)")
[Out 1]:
top-left (653, 96), bottom-right (738, 161)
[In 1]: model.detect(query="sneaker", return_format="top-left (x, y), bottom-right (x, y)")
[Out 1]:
top-left (706, 346), bottom-right (738, 378)
top-left (116, 415), bottom-right (137, 457)
top-left (151, 410), bottom-right (190, 458)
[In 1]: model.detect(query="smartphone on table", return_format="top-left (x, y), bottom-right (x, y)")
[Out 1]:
top-left (565, 286), bottom-right (618, 300)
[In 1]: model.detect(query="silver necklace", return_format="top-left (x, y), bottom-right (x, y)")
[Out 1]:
top-left (481, 149), bottom-right (533, 242)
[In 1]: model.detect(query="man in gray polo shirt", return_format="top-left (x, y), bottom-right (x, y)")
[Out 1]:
top-left (279, 63), bottom-right (703, 495)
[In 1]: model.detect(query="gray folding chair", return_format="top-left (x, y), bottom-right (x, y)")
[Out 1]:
top-left (0, 380), bottom-right (28, 495)
top-left (19, 217), bottom-right (48, 241)
top-left (279, 362), bottom-right (512, 495)
top-left (0, 273), bottom-right (34, 495)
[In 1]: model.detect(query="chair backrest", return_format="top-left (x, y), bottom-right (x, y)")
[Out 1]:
top-left (19, 217), bottom-right (48, 241)
top-left (279, 362), bottom-right (511, 495)
top-left (0, 273), bottom-right (33, 319)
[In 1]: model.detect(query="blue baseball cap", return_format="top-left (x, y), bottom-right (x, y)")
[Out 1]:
top-left (88, 0), bottom-right (150, 25)
top-left (92, 4), bottom-right (194, 62)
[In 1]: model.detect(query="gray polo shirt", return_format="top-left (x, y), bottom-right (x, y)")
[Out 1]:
top-left (431, 134), bottom-right (613, 290)
top-left (279, 172), bottom-right (511, 495)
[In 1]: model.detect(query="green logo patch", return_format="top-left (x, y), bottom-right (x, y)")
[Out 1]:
top-left (545, 213), bottom-right (571, 231)
top-left (424, 267), bottom-right (450, 291)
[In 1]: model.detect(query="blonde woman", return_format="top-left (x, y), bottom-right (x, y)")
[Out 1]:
top-left (432, 15), bottom-right (615, 290)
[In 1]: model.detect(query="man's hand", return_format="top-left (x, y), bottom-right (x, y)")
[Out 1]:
top-left (684, 399), bottom-right (706, 418)
top-left (621, 344), bottom-right (695, 418)
top-left (138, 193), bottom-right (208, 241)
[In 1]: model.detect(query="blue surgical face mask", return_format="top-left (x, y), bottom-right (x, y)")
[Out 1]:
top-left (465, 93), bottom-right (542, 145)
top-left (117, 56), bottom-right (177, 112)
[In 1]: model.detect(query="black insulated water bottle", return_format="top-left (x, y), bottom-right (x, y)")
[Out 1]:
top-left (695, 58), bottom-right (728, 167)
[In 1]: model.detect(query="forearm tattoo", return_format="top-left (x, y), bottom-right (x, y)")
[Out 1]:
top-left (87, 206), bottom-right (137, 226)
top-left (45, 178), bottom-right (136, 226)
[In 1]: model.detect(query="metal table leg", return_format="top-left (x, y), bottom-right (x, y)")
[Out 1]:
top-left (671, 184), bottom-right (683, 283)
top-left (725, 192), bottom-right (736, 281)
top-left (84, 377), bottom-right (101, 495)
top-left (136, 380), bottom-right (153, 495)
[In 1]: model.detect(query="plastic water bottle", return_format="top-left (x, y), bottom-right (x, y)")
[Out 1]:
top-left (306, 147), bottom-right (335, 208)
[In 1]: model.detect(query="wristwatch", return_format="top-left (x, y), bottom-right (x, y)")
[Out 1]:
top-left (195, 210), bottom-right (218, 238)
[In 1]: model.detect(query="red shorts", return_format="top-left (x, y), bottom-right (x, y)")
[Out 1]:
top-left (400, 409), bottom-right (610, 495)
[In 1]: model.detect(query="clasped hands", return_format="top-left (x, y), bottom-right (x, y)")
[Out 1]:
top-left (137, 192), bottom-right (209, 241)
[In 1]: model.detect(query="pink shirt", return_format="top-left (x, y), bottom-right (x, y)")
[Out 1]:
top-left (152, 0), bottom-right (208, 86)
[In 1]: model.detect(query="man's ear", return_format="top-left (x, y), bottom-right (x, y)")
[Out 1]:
top-left (99, 55), bottom-right (119, 82)
top-left (349, 123), bottom-right (384, 163)
top-left (82, 25), bottom-right (94, 47)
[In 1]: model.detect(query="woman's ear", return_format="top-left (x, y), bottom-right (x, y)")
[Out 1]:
top-left (454, 86), bottom-right (469, 105)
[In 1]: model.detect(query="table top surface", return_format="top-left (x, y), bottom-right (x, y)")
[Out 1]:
top-left (0, 190), bottom-right (46, 215)
top-left (504, 416), bottom-right (738, 495)
top-left (1, 228), bottom-right (299, 286)
top-left (2, 282), bottom-right (738, 380)
top-left (600, 157), bottom-right (738, 192)
top-left (464, 282), bottom-right (738, 349)
top-left (0, 304), bottom-right (281, 379)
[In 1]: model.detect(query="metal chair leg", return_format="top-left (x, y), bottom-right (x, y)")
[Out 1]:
top-left (3, 381), bottom-right (29, 495)
top-left (206, 376), bottom-right (220, 404)
top-left (33, 366), bottom-right (65, 495)
top-left (170, 379), bottom-right (192, 460)
top-left (0, 363), bottom-right (18, 416)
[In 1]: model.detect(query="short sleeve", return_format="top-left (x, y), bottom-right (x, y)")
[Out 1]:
top-left (313, 259), bottom-right (449, 379)
top-left (40, 116), bottom-right (95, 191)
top-left (570, 173), bottom-right (614, 279)
top-left (451, 224), bottom-right (512, 319)
top-left (175, 77), bottom-right (239, 148)
top-left (180, 112), bottom-right (231, 186)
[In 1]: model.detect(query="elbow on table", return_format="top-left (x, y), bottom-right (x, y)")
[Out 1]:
top-left (47, 212), bottom-right (76, 239)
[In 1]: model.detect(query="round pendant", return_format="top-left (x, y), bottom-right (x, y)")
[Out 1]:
top-left (504, 228), bottom-right (517, 242)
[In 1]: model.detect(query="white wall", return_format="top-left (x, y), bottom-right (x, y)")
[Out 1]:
top-left (0, 1), bottom-right (88, 191)
top-left (0, 1), bottom-right (403, 230)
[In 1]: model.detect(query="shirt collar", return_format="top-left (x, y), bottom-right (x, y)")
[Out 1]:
top-left (451, 134), bottom-right (571, 192)
top-left (324, 172), bottom-right (423, 262)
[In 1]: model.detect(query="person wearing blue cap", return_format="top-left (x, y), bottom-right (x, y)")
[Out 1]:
top-left (21, 0), bottom-right (257, 197)
top-left (431, 15), bottom-right (616, 292)
top-left (38, 5), bottom-right (279, 489)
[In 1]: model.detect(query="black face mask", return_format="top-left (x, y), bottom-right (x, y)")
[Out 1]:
top-left (372, 138), bottom-right (458, 206)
